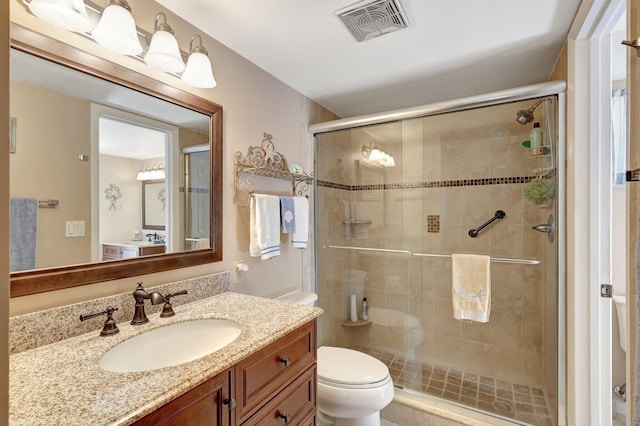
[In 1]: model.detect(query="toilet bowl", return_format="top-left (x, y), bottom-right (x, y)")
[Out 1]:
top-left (317, 346), bottom-right (394, 426)
top-left (274, 291), bottom-right (394, 426)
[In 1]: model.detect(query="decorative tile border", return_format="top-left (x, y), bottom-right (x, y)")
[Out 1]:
top-left (317, 176), bottom-right (535, 191)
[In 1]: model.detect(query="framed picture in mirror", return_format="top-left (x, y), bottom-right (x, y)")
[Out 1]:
top-left (142, 179), bottom-right (166, 230)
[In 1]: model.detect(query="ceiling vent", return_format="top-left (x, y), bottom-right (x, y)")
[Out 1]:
top-left (335, 0), bottom-right (409, 42)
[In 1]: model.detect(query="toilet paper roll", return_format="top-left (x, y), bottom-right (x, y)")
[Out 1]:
top-left (350, 294), bottom-right (357, 322)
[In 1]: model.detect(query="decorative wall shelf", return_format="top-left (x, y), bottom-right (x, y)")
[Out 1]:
top-left (234, 132), bottom-right (313, 206)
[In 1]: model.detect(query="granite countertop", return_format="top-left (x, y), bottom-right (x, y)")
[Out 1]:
top-left (102, 241), bottom-right (163, 248)
top-left (9, 292), bottom-right (323, 425)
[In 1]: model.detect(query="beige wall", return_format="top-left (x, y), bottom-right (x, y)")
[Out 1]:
top-left (7, 0), bottom-right (337, 315)
top-left (9, 80), bottom-right (92, 269)
top-left (549, 42), bottom-right (568, 82)
top-left (1, 1), bottom-right (9, 424)
top-left (99, 154), bottom-right (144, 245)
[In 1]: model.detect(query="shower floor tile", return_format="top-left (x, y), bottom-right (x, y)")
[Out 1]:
top-left (357, 347), bottom-right (553, 426)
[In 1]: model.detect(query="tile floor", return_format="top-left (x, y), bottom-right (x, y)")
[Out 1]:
top-left (357, 347), bottom-right (554, 426)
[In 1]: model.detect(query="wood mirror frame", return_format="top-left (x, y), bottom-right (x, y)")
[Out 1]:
top-left (9, 24), bottom-right (223, 298)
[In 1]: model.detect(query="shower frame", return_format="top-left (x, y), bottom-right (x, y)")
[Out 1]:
top-left (309, 80), bottom-right (567, 425)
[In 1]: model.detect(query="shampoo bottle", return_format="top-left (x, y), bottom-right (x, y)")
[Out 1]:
top-left (361, 297), bottom-right (368, 321)
top-left (530, 122), bottom-right (544, 148)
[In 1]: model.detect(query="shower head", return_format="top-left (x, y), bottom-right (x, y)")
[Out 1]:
top-left (515, 99), bottom-right (545, 125)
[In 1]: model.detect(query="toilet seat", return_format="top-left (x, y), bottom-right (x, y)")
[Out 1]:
top-left (318, 346), bottom-right (391, 389)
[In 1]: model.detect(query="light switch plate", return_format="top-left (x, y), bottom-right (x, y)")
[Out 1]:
top-left (65, 221), bottom-right (85, 237)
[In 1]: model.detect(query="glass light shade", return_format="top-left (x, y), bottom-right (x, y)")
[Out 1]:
top-left (144, 30), bottom-right (185, 73)
top-left (29, 0), bottom-right (94, 33)
top-left (369, 148), bottom-right (382, 161)
top-left (91, 3), bottom-right (143, 56)
top-left (182, 52), bottom-right (217, 88)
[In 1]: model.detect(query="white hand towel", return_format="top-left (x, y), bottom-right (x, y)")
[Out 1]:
top-left (343, 200), bottom-right (351, 240)
top-left (292, 196), bottom-right (309, 249)
top-left (250, 194), bottom-right (281, 260)
top-left (452, 253), bottom-right (491, 322)
top-left (352, 201), bottom-right (368, 240)
top-left (195, 238), bottom-right (209, 249)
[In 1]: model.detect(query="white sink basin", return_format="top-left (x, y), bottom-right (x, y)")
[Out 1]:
top-left (100, 319), bottom-right (242, 373)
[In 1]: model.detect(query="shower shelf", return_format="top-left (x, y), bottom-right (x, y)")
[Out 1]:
top-left (234, 132), bottom-right (313, 206)
top-left (341, 319), bottom-right (372, 327)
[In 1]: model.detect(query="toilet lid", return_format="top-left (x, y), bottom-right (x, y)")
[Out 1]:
top-left (317, 346), bottom-right (390, 386)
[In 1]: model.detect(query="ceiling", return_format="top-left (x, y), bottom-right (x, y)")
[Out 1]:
top-left (158, 0), bottom-right (583, 118)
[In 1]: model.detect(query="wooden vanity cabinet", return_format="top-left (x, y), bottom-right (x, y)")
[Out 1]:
top-left (133, 368), bottom-right (233, 426)
top-left (236, 320), bottom-right (316, 425)
top-left (131, 319), bottom-right (317, 426)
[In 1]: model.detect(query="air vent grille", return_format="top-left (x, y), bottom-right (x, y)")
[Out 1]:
top-left (335, 0), bottom-right (409, 42)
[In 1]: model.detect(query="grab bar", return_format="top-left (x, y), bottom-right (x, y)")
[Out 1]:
top-left (323, 245), bottom-right (540, 265)
top-left (468, 210), bottom-right (505, 238)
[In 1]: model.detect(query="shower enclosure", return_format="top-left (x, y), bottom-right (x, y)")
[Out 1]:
top-left (312, 83), bottom-right (564, 426)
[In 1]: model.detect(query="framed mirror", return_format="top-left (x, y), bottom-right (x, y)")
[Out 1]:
top-left (9, 24), bottom-right (223, 297)
top-left (142, 180), bottom-right (166, 231)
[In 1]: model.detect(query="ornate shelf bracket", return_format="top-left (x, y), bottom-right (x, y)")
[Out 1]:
top-left (234, 132), bottom-right (313, 206)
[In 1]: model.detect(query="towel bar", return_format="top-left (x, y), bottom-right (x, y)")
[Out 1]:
top-left (324, 245), bottom-right (541, 265)
top-left (38, 199), bottom-right (59, 207)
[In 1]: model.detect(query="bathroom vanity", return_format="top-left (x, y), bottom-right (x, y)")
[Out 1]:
top-left (101, 243), bottom-right (166, 260)
top-left (9, 292), bottom-right (322, 425)
top-left (134, 320), bottom-right (317, 425)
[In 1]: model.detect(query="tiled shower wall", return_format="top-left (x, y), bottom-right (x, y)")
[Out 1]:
top-left (316, 99), bottom-right (557, 393)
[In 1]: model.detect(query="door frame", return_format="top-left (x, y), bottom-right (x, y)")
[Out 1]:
top-left (567, 0), bottom-right (626, 424)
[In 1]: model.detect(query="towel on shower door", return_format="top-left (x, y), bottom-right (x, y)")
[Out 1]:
top-left (292, 196), bottom-right (309, 249)
top-left (10, 197), bottom-right (38, 272)
top-left (451, 253), bottom-right (491, 322)
top-left (250, 194), bottom-right (281, 260)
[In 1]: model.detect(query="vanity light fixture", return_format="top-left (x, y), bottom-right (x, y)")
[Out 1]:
top-left (136, 164), bottom-right (165, 181)
top-left (362, 141), bottom-right (395, 167)
top-left (181, 35), bottom-right (217, 89)
top-left (91, 0), bottom-right (143, 56)
top-left (144, 13), bottom-right (185, 74)
top-left (22, 0), bottom-right (217, 89)
top-left (28, 0), bottom-right (95, 33)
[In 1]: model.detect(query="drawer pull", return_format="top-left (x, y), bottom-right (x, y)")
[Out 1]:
top-left (223, 398), bottom-right (236, 410)
top-left (279, 357), bottom-right (291, 367)
top-left (279, 413), bottom-right (291, 423)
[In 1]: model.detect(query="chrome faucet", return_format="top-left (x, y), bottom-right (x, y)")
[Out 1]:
top-left (131, 282), bottom-right (165, 325)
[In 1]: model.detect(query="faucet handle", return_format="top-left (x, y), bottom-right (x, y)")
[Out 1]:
top-left (80, 306), bottom-right (119, 337)
top-left (160, 290), bottom-right (188, 318)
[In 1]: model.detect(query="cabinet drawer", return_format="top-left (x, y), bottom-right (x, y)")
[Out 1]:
top-left (242, 366), bottom-right (316, 426)
top-left (139, 245), bottom-right (166, 256)
top-left (236, 319), bottom-right (316, 423)
top-left (102, 245), bottom-right (121, 260)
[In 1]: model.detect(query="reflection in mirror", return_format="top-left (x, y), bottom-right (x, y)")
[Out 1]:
top-left (9, 24), bottom-right (222, 297)
top-left (142, 180), bottom-right (166, 231)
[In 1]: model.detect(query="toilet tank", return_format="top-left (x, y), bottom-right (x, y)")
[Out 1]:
top-left (275, 290), bottom-right (318, 306)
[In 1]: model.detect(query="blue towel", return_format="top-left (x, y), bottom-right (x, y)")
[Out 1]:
top-left (10, 197), bottom-right (38, 272)
top-left (280, 197), bottom-right (296, 234)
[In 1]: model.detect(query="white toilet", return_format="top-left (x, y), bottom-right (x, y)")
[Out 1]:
top-left (316, 346), bottom-right (394, 426)
top-left (275, 290), bottom-right (394, 426)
